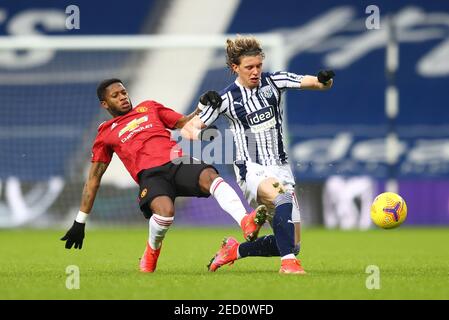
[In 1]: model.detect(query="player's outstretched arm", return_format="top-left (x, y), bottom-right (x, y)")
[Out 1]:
top-left (175, 106), bottom-right (202, 129)
top-left (176, 90), bottom-right (222, 131)
top-left (79, 161), bottom-right (109, 213)
top-left (60, 161), bottom-right (109, 249)
top-left (175, 91), bottom-right (223, 130)
top-left (180, 90), bottom-right (222, 141)
top-left (300, 70), bottom-right (335, 90)
top-left (180, 115), bottom-right (207, 140)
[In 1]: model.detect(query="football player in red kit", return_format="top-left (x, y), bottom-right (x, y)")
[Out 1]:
top-left (60, 78), bottom-right (267, 273)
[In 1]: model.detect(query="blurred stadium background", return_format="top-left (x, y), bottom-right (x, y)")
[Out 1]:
top-left (1, 0), bottom-right (449, 230)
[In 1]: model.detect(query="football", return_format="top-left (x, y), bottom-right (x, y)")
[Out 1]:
top-left (370, 192), bottom-right (407, 229)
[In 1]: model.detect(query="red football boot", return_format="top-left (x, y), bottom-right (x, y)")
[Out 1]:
top-left (241, 205), bottom-right (267, 241)
top-left (207, 237), bottom-right (239, 272)
top-left (139, 242), bottom-right (161, 273)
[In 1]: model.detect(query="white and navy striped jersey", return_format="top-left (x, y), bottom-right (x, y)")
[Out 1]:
top-left (199, 71), bottom-right (303, 166)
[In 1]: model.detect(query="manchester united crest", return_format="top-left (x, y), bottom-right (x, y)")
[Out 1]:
top-left (136, 106), bottom-right (148, 113)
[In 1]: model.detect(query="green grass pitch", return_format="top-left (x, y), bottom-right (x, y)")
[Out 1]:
top-left (0, 226), bottom-right (448, 300)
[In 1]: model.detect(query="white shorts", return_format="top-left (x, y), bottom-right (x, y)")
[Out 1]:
top-left (233, 161), bottom-right (301, 223)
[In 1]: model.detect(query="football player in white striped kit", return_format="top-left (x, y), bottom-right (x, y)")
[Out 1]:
top-left (182, 35), bottom-right (334, 274)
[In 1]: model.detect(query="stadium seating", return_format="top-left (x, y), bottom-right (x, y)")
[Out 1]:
top-left (1, 0), bottom-right (449, 226)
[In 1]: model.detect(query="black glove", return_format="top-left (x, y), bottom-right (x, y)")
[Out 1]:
top-left (317, 70), bottom-right (335, 84)
top-left (199, 91), bottom-right (222, 110)
top-left (61, 221), bottom-right (85, 249)
top-left (198, 125), bottom-right (219, 141)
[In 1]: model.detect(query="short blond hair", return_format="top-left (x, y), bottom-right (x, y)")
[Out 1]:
top-left (225, 35), bottom-right (265, 74)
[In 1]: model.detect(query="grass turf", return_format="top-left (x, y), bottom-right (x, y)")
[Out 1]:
top-left (0, 226), bottom-right (448, 300)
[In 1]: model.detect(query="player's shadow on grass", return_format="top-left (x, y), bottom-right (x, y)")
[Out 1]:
top-left (147, 269), bottom-right (284, 276)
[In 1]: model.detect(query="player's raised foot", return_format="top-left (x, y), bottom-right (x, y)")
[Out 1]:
top-left (139, 242), bottom-right (161, 273)
top-left (207, 237), bottom-right (239, 272)
top-left (279, 258), bottom-right (306, 275)
top-left (241, 205), bottom-right (268, 242)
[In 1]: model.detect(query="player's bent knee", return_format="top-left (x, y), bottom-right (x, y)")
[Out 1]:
top-left (198, 168), bottom-right (220, 193)
top-left (258, 178), bottom-right (286, 205)
top-left (269, 178), bottom-right (286, 194)
top-left (150, 196), bottom-right (175, 217)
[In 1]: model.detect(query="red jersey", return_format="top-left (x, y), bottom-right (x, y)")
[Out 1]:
top-left (91, 100), bottom-right (183, 182)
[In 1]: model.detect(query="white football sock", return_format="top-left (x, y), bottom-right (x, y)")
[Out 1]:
top-left (148, 213), bottom-right (174, 250)
top-left (281, 254), bottom-right (296, 260)
top-left (210, 177), bottom-right (247, 226)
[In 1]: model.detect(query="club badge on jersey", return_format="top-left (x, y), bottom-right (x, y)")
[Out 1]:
top-left (260, 86), bottom-right (274, 99)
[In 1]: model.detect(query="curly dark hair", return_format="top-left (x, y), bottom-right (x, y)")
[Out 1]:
top-left (225, 35), bottom-right (265, 74)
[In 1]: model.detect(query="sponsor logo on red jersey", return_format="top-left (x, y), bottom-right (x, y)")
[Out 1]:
top-left (118, 116), bottom-right (148, 137)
